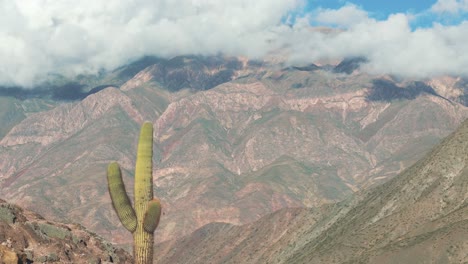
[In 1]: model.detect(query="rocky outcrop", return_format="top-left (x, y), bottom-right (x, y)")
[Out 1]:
top-left (0, 244), bottom-right (20, 264)
top-left (0, 199), bottom-right (131, 263)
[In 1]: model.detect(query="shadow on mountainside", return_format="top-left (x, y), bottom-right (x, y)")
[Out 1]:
top-left (367, 79), bottom-right (450, 102)
top-left (333, 57), bottom-right (368, 74)
top-left (0, 55), bottom-right (243, 100)
top-left (141, 55), bottom-right (244, 92)
top-left (115, 56), bottom-right (164, 80)
top-left (0, 83), bottom-right (115, 101)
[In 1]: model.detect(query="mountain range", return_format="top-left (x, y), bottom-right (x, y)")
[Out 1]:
top-left (0, 55), bottom-right (467, 250)
top-left (155, 118), bottom-right (468, 264)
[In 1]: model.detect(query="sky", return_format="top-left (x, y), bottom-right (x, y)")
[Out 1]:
top-left (306, 1), bottom-right (439, 21)
top-left (1, 0), bottom-right (468, 87)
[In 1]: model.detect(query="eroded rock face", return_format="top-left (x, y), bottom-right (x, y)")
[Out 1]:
top-left (0, 199), bottom-right (131, 264)
top-left (155, 120), bottom-right (468, 264)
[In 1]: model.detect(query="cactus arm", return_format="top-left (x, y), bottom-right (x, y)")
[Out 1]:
top-left (107, 162), bottom-right (137, 232)
top-left (143, 198), bottom-right (162, 233)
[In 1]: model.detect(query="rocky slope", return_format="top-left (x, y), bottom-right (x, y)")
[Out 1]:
top-left (0, 56), bottom-right (467, 247)
top-left (0, 199), bottom-right (131, 263)
top-left (154, 119), bottom-right (468, 264)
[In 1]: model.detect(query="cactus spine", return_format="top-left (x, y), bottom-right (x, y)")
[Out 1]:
top-left (107, 122), bottom-right (161, 264)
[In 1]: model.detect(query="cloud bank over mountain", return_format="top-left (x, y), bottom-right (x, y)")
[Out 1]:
top-left (1, 0), bottom-right (467, 86)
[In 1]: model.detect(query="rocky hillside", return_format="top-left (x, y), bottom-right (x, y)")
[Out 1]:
top-left (0, 199), bottom-right (131, 263)
top-left (0, 56), bottom-right (467, 247)
top-left (154, 119), bottom-right (468, 264)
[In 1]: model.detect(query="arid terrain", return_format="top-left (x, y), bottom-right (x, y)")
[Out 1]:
top-left (1, 56), bottom-right (467, 252)
top-left (0, 198), bottom-right (131, 263)
top-left (155, 119), bottom-right (468, 263)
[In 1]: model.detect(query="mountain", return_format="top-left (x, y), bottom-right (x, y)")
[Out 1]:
top-left (0, 55), bottom-right (467, 247)
top-left (333, 57), bottom-right (367, 74)
top-left (0, 198), bottom-right (131, 263)
top-left (154, 119), bottom-right (468, 264)
top-left (0, 96), bottom-right (58, 139)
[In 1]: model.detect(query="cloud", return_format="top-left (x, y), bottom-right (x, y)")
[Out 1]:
top-left (0, 0), bottom-right (300, 86)
top-left (431, 0), bottom-right (468, 13)
top-left (1, 0), bottom-right (468, 87)
top-left (286, 12), bottom-right (468, 78)
top-left (312, 4), bottom-right (371, 27)
top-left (278, 5), bottom-right (468, 78)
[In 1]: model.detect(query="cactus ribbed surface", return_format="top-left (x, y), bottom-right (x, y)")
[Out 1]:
top-left (107, 163), bottom-right (137, 232)
top-left (143, 199), bottom-right (162, 233)
top-left (107, 122), bottom-right (161, 264)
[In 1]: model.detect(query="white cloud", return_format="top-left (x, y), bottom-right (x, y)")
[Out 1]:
top-left (1, 0), bottom-right (468, 86)
top-left (286, 13), bottom-right (468, 78)
top-left (431, 0), bottom-right (468, 13)
top-left (313, 4), bottom-right (371, 27)
top-left (0, 0), bottom-right (300, 86)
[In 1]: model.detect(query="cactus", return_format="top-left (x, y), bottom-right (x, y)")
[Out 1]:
top-left (107, 122), bottom-right (161, 264)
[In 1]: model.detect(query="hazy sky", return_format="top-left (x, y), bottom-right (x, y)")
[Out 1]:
top-left (1, 0), bottom-right (468, 87)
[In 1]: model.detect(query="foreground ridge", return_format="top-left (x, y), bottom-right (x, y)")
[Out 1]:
top-left (0, 199), bottom-right (131, 264)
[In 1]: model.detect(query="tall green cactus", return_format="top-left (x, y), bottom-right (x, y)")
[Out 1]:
top-left (107, 122), bottom-right (161, 264)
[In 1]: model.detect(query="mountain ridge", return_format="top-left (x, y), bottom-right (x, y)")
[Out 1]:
top-left (1, 56), bottom-right (467, 247)
top-left (154, 119), bottom-right (468, 263)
